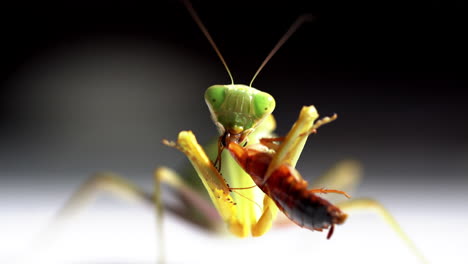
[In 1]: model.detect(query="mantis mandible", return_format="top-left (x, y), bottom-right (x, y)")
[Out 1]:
top-left (37, 1), bottom-right (429, 263)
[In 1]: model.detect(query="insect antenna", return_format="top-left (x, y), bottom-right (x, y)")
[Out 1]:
top-left (182, 0), bottom-right (234, 84)
top-left (249, 14), bottom-right (314, 87)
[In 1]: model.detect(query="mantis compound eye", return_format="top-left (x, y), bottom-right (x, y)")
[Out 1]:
top-left (205, 85), bottom-right (226, 111)
top-left (253, 92), bottom-right (276, 119)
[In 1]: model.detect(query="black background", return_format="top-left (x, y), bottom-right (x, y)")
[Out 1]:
top-left (1, 0), bottom-right (466, 186)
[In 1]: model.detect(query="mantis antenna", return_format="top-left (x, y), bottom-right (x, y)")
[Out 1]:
top-left (183, 0), bottom-right (234, 84)
top-left (249, 14), bottom-right (314, 87)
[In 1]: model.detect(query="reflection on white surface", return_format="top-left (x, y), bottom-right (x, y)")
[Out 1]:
top-left (2, 183), bottom-right (467, 264)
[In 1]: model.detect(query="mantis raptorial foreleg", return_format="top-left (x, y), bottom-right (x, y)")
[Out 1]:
top-left (163, 129), bottom-right (282, 238)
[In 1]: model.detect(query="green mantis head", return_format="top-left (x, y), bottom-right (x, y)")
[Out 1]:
top-left (205, 84), bottom-right (276, 142)
top-left (186, 0), bottom-right (308, 145)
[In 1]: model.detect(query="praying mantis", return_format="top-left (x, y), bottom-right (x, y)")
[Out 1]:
top-left (37, 1), bottom-right (429, 263)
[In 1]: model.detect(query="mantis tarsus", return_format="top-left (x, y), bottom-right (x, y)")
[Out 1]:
top-left (36, 1), bottom-right (429, 263)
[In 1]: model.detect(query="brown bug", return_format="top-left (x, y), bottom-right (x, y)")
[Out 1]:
top-left (225, 109), bottom-right (350, 239)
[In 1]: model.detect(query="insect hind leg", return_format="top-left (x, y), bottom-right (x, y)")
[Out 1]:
top-left (337, 198), bottom-right (429, 264)
top-left (309, 188), bottom-right (351, 199)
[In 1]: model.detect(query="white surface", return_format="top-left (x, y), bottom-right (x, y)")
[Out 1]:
top-left (2, 181), bottom-right (467, 264)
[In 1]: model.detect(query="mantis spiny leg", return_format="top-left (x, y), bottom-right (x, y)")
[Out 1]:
top-left (30, 170), bottom-right (221, 264)
top-left (311, 160), bottom-right (428, 262)
top-left (337, 198), bottom-right (429, 264)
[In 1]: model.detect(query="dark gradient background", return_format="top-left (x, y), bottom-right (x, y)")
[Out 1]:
top-left (1, 1), bottom-right (467, 263)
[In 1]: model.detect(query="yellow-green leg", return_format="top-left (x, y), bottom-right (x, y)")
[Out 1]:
top-left (32, 172), bottom-right (152, 256)
top-left (154, 166), bottom-right (225, 263)
top-left (307, 160), bottom-right (428, 263)
top-left (32, 170), bottom-right (220, 264)
top-left (337, 198), bottom-right (429, 264)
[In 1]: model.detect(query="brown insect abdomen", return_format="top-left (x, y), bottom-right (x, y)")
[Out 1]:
top-left (262, 165), bottom-right (347, 232)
